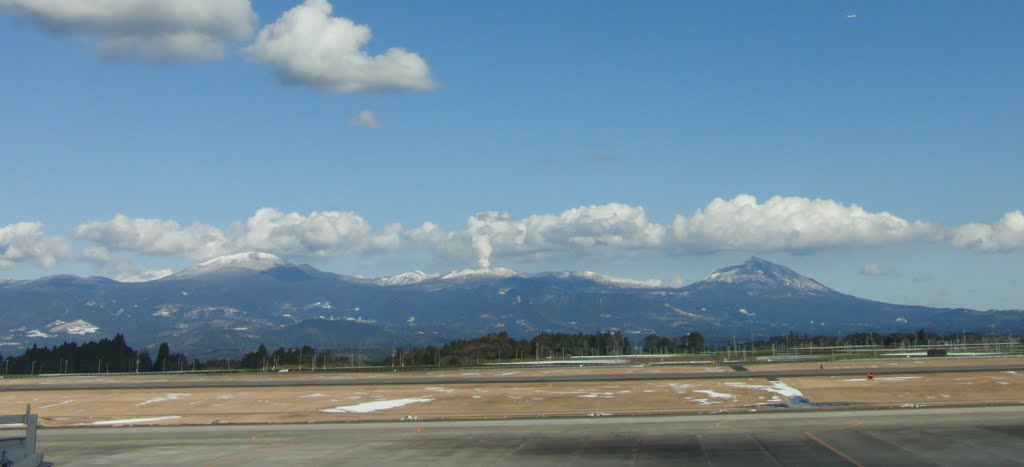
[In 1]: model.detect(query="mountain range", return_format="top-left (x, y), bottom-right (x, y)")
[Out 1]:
top-left (1, 253), bottom-right (1021, 357)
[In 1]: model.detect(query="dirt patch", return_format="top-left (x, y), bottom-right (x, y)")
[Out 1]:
top-left (789, 370), bottom-right (1024, 406)
top-left (2, 358), bottom-right (1021, 427)
top-left (0, 379), bottom-right (798, 427)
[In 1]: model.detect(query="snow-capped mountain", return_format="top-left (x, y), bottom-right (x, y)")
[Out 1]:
top-left (1, 256), bottom-right (1021, 355)
top-left (538, 271), bottom-right (664, 288)
top-left (375, 270), bottom-right (439, 286)
top-left (168, 252), bottom-right (294, 279)
top-left (438, 267), bottom-right (521, 281)
top-left (691, 256), bottom-right (831, 295)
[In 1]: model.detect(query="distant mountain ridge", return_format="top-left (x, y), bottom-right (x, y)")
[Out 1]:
top-left (1, 254), bottom-right (1021, 356)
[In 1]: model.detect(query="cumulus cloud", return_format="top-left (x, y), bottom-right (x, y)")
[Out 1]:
top-left (68, 198), bottom-right (1024, 273)
top-left (231, 208), bottom-right (401, 257)
top-left (0, 0), bottom-right (257, 60)
top-left (80, 246), bottom-right (171, 282)
top-left (412, 203), bottom-right (667, 268)
top-left (74, 214), bottom-right (227, 259)
top-left (670, 195), bottom-right (941, 253)
top-left (244, 0), bottom-right (434, 92)
top-left (860, 263), bottom-right (886, 277)
top-left (949, 210), bottom-right (1024, 253)
top-left (349, 110), bottom-right (379, 128)
top-left (75, 208), bottom-right (401, 261)
top-left (0, 222), bottom-right (71, 268)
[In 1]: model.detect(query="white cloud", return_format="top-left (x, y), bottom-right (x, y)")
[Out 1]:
top-left (860, 263), bottom-right (885, 276)
top-left (349, 110), bottom-right (379, 128)
top-left (75, 208), bottom-right (401, 261)
top-left (245, 0), bottom-right (435, 92)
top-left (0, 222), bottom-right (71, 268)
top-left (670, 195), bottom-right (941, 253)
top-left (68, 199), bottom-right (1024, 273)
top-left (74, 214), bottom-right (227, 259)
top-left (231, 208), bottom-right (400, 257)
top-left (949, 210), bottom-right (1024, 253)
top-left (0, 0), bottom-right (257, 60)
top-left (413, 203), bottom-right (667, 268)
top-left (80, 246), bottom-right (171, 282)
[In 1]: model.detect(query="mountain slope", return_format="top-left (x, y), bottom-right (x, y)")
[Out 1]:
top-left (0, 255), bottom-right (1020, 355)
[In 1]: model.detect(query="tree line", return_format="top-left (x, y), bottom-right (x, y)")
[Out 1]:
top-left (3, 328), bottom-right (1017, 375)
top-left (0, 334), bottom-right (192, 375)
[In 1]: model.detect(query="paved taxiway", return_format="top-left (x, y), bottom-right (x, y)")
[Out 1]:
top-left (37, 406), bottom-right (1024, 466)
top-left (6, 363), bottom-right (1024, 392)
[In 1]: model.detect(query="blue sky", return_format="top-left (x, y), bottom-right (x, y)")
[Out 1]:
top-left (0, 0), bottom-right (1021, 310)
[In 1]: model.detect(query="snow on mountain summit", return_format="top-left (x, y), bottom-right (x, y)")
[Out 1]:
top-left (172, 252), bottom-right (293, 278)
top-left (440, 267), bottom-right (521, 281)
top-left (545, 271), bottom-right (665, 288)
top-left (696, 257), bottom-right (830, 293)
top-left (375, 270), bottom-right (439, 286)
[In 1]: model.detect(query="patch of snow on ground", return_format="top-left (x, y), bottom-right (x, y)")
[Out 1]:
top-left (39, 400), bottom-right (73, 409)
top-left (693, 389), bottom-right (736, 399)
top-left (725, 380), bottom-right (808, 404)
top-left (300, 393), bottom-right (327, 398)
top-left (425, 387), bottom-right (454, 393)
top-left (47, 319), bottom-right (99, 335)
top-left (840, 376), bottom-right (923, 382)
top-left (87, 416), bottom-right (181, 426)
top-left (322, 397), bottom-right (433, 413)
top-left (137, 393), bottom-right (190, 406)
top-left (668, 383), bottom-right (692, 395)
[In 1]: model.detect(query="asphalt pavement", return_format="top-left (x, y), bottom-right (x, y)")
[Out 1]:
top-left (36, 406), bottom-right (1024, 466)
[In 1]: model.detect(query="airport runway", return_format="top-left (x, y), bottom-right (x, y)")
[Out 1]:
top-left (37, 406), bottom-right (1024, 466)
top-left (5, 363), bottom-right (1024, 392)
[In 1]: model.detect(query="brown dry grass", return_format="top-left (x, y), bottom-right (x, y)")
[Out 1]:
top-left (0, 379), bottom-right (788, 427)
top-left (792, 370), bottom-right (1024, 406)
top-left (1, 358), bottom-right (1021, 427)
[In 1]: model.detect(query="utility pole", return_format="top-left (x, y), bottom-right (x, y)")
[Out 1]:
top-left (299, 347), bottom-right (303, 371)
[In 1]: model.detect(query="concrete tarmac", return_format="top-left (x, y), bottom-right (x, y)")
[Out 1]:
top-left (6, 363), bottom-right (1024, 392)
top-left (37, 406), bottom-right (1024, 466)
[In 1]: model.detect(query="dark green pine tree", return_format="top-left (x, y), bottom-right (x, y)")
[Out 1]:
top-left (154, 342), bottom-right (170, 371)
